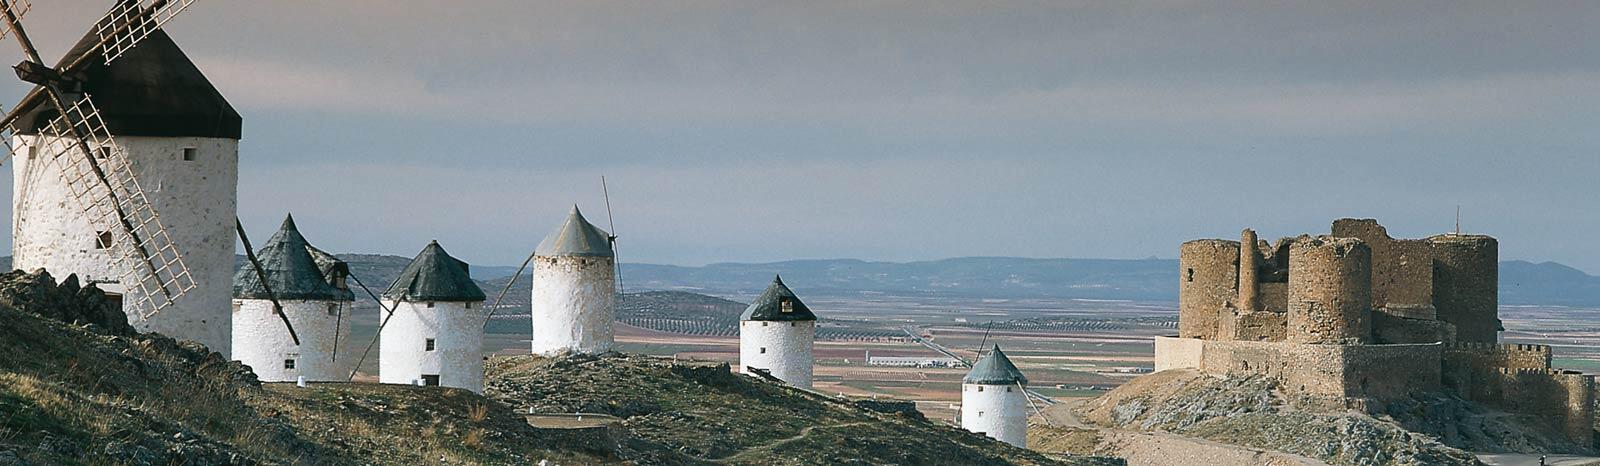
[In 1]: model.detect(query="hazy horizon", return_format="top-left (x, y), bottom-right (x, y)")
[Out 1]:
top-left (2, 2), bottom-right (1596, 273)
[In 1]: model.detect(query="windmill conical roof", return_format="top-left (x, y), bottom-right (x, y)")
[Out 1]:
top-left (740, 275), bottom-right (817, 322)
top-left (383, 240), bottom-right (486, 302)
top-left (13, 28), bottom-right (240, 139)
top-left (535, 206), bottom-right (614, 257)
top-left (963, 345), bottom-right (1027, 385)
top-left (233, 215), bottom-right (350, 301)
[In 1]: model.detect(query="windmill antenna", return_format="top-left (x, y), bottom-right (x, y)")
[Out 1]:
top-left (481, 247), bottom-right (539, 328)
top-left (344, 269), bottom-right (401, 381)
top-left (1455, 205), bottom-right (1462, 235)
top-left (236, 218), bottom-right (299, 346)
top-left (602, 176), bottom-right (625, 302)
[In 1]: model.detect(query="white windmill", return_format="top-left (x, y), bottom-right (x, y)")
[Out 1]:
top-left (0, 0), bottom-right (250, 356)
top-left (481, 179), bottom-right (627, 357)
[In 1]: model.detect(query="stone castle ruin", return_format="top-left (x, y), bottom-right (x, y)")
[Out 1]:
top-left (1156, 218), bottom-right (1595, 445)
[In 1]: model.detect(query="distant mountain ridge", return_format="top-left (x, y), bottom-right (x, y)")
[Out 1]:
top-left (1, 255), bottom-right (1597, 306)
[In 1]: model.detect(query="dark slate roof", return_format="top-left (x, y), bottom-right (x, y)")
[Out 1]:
top-left (740, 275), bottom-right (817, 322)
top-left (535, 206), bottom-right (614, 257)
top-left (233, 215), bottom-right (350, 301)
top-left (13, 28), bottom-right (241, 139)
top-left (963, 345), bottom-right (1028, 385)
top-left (383, 240), bottom-right (486, 302)
top-left (305, 244), bottom-right (356, 301)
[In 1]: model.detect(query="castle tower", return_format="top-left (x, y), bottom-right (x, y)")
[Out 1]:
top-left (1178, 239), bottom-right (1240, 339)
top-left (1287, 236), bottom-right (1373, 344)
top-left (10, 30), bottom-right (240, 356)
top-left (961, 345), bottom-right (1029, 447)
top-left (1429, 234), bottom-right (1499, 343)
top-left (379, 241), bottom-right (488, 392)
top-left (1238, 229), bottom-right (1260, 312)
top-left (529, 206), bottom-right (616, 356)
top-left (230, 215), bottom-right (354, 382)
top-left (738, 275), bottom-right (817, 389)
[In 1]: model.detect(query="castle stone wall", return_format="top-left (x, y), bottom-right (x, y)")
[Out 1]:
top-left (1331, 219), bottom-right (1435, 312)
top-left (1157, 336), bottom-right (1440, 406)
top-left (1219, 309), bottom-right (1286, 342)
top-left (1259, 282), bottom-right (1289, 314)
top-left (1287, 236), bottom-right (1372, 344)
top-left (1494, 369), bottom-right (1595, 445)
top-left (1153, 336), bottom-right (1204, 372)
top-left (1429, 235), bottom-right (1499, 343)
top-left (1179, 240), bottom-right (1238, 340)
top-left (1371, 310), bottom-right (1455, 344)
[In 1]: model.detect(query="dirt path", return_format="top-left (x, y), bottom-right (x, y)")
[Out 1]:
top-left (714, 422), bottom-right (873, 463)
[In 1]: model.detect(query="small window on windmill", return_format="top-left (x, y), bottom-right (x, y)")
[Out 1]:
top-left (426, 301), bottom-right (435, 308)
top-left (760, 347), bottom-right (767, 354)
top-left (94, 231), bottom-right (112, 249)
top-left (327, 303), bottom-right (338, 316)
top-left (425, 338), bottom-right (436, 351)
top-left (464, 302), bottom-right (473, 309)
top-left (977, 386), bottom-right (984, 392)
top-left (26, 144), bottom-right (36, 159)
top-left (182, 147), bottom-right (197, 161)
top-left (978, 411), bottom-right (985, 418)
top-left (422, 374), bottom-right (440, 386)
top-left (780, 298), bottom-right (794, 313)
top-left (283, 359), bottom-right (296, 370)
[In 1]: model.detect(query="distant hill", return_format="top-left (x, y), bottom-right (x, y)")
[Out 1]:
top-left (1499, 260), bottom-right (1600, 306)
top-left (3, 255), bottom-right (1599, 306)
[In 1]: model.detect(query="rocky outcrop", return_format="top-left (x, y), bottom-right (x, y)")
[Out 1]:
top-left (0, 269), bottom-right (131, 335)
top-left (1079, 370), bottom-right (1484, 466)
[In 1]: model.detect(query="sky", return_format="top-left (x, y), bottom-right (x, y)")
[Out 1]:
top-left (1, 1), bottom-right (1597, 272)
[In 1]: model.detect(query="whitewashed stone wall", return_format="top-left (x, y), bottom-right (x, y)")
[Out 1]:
top-left (739, 320), bottom-right (815, 389)
top-left (12, 135), bottom-right (237, 357)
top-left (232, 298), bottom-right (351, 382)
top-left (530, 255), bottom-right (615, 356)
top-left (961, 382), bottom-right (1028, 447)
top-left (379, 300), bottom-right (488, 393)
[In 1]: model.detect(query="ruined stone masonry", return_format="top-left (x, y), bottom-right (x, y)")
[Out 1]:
top-left (1157, 218), bottom-right (1595, 445)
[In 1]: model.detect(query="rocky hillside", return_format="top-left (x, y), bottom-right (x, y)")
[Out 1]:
top-left (484, 354), bottom-right (1121, 465)
top-left (1069, 369), bottom-right (1596, 466)
top-left (0, 270), bottom-right (1119, 465)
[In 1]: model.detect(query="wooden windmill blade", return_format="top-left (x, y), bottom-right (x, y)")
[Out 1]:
top-left (33, 94), bottom-right (196, 317)
top-left (0, 0), bottom-right (199, 131)
top-left (0, 0), bottom-right (28, 41)
top-left (91, 0), bottom-right (196, 64)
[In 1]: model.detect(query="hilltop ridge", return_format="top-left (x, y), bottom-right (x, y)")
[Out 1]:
top-left (0, 269), bottom-right (1120, 465)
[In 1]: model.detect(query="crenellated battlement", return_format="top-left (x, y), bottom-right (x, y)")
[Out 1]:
top-left (1445, 342), bottom-right (1550, 353)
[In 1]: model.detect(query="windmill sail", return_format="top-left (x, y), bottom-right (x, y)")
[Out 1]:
top-left (93, 0), bottom-right (195, 64)
top-left (32, 94), bottom-right (195, 317)
top-left (0, 0), bottom-right (28, 41)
